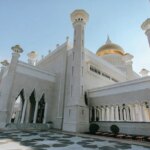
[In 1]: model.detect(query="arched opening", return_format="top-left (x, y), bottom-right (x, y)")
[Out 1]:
top-left (91, 107), bottom-right (95, 122)
top-left (96, 107), bottom-right (99, 121)
top-left (29, 90), bottom-right (36, 123)
top-left (37, 94), bottom-right (45, 123)
top-left (11, 89), bottom-right (25, 123)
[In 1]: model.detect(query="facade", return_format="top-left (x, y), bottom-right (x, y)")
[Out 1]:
top-left (0, 9), bottom-right (150, 133)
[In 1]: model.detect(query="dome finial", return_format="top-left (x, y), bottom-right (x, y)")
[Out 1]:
top-left (106, 35), bottom-right (112, 44)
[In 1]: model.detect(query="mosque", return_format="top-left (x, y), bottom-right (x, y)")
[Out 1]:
top-left (0, 9), bottom-right (150, 135)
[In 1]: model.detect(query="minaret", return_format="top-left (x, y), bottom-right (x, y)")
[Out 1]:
top-left (70, 9), bottom-right (89, 106)
top-left (27, 51), bottom-right (38, 66)
top-left (0, 45), bottom-right (23, 126)
top-left (141, 18), bottom-right (150, 47)
top-left (63, 9), bottom-right (89, 132)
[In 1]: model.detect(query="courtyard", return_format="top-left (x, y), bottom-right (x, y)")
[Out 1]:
top-left (0, 130), bottom-right (150, 150)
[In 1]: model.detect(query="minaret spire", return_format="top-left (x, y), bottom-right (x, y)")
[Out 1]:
top-left (106, 35), bottom-right (112, 44)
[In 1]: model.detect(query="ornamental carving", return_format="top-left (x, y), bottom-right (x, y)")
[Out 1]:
top-left (0, 60), bottom-right (9, 66)
top-left (11, 45), bottom-right (23, 53)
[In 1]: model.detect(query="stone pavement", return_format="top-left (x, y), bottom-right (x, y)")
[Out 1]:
top-left (0, 130), bottom-right (150, 150)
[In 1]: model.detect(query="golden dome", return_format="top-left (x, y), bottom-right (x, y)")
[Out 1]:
top-left (96, 36), bottom-right (124, 56)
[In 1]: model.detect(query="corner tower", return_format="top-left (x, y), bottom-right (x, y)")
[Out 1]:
top-left (63, 10), bottom-right (89, 132)
top-left (141, 18), bottom-right (150, 47)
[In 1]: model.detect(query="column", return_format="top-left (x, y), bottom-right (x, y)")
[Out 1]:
top-left (89, 107), bottom-right (92, 122)
top-left (123, 108), bottom-right (127, 121)
top-left (33, 101), bottom-right (39, 123)
top-left (106, 106), bottom-right (110, 121)
top-left (126, 106), bottom-right (130, 121)
top-left (114, 105), bottom-right (119, 121)
top-left (43, 102), bottom-right (48, 124)
top-left (101, 107), bottom-right (105, 121)
top-left (138, 104), bottom-right (143, 121)
top-left (98, 107), bottom-right (101, 121)
top-left (128, 104), bottom-right (134, 121)
top-left (110, 105), bottom-right (114, 121)
top-left (142, 102), bottom-right (150, 122)
top-left (94, 107), bottom-right (97, 121)
top-left (119, 106), bottom-right (123, 121)
top-left (141, 103), bottom-right (146, 121)
top-left (20, 98), bottom-right (28, 123)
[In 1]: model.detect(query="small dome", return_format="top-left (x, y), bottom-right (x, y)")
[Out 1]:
top-left (27, 51), bottom-right (38, 59)
top-left (96, 36), bottom-right (124, 56)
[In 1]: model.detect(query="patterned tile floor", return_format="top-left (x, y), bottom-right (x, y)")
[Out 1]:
top-left (0, 130), bottom-right (150, 150)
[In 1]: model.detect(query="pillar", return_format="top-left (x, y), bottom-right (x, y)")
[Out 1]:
top-left (119, 106), bottom-right (123, 121)
top-left (89, 107), bottom-right (92, 121)
top-left (43, 102), bottom-right (48, 124)
top-left (114, 105), bottom-right (119, 121)
top-left (101, 107), bottom-right (105, 121)
top-left (98, 107), bottom-right (101, 121)
top-left (20, 98), bottom-right (28, 123)
top-left (94, 107), bottom-right (97, 121)
top-left (33, 101), bottom-right (39, 123)
top-left (110, 105), bottom-right (114, 121)
top-left (142, 102), bottom-right (150, 122)
top-left (126, 106), bottom-right (130, 121)
top-left (106, 106), bottom-right (110, 121)
top-left (141, 18), bottom-right (150, 47)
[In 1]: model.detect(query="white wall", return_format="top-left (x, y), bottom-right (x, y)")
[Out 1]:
top-left (37, 42), bottom-right (69, 129)
top-left (84, 49), bottom-right (126, 90)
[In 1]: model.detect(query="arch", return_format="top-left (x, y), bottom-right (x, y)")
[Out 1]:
top-left (118, 106), bottom-right (121, 120)
top-left (96, 106), bottom-right (99, 121)
top-left (89, 107), bottom-right (92, 122)
top-left (11, 89), bottom-right (25, 123)
top-left (142, 101), bottom-right (150, 121)
top-left (84, 92), bottom-right (88, 106)
top-left (125, 105), bottom-right (131, 121)
top-left (122, 104), bottom-right (127, 121)
top-left (37, 94), bottom-right (45, 123)
top-left (91, 106), bottom-right (95, 122)
top-left (29, 90), bottom-right (36, 123)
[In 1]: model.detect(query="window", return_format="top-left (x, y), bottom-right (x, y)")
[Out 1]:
top-left (111, 78), bottom-right (118, 82)
top-left (89, 65), bottom-right (118, 82)
top-left (72, 66), bottom-right (74, 76)
top-left (71, 85), bottom-right (73, 97)
top-left (82, 85), bottom-right (84, 95)
top-left (73, 51), bottom-right (75, 60)
top-left (102, 73), bottom-right (110, 79)
top-left (82, 67), bottom-right (83, 76)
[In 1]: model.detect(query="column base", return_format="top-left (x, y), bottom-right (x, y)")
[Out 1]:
top-left (62, 105), bottom-right (89, 133)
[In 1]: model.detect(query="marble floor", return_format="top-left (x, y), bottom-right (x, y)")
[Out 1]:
top-left (0, 130), bottom-right (150, 150)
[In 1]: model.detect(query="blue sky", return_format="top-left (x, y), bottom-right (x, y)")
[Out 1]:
top-left (0, 0), bottom-right (150, 73)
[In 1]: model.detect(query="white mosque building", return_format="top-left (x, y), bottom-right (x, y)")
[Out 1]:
top-left (0, 9), bottom-right (150, 135)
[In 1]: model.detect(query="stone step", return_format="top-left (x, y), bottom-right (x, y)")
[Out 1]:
top-left (5, 123), bottom-right (52, 130)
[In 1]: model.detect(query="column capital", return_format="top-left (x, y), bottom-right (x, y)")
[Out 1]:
top-left (71, 9), bottom-right (89, 26)
top-left (11, 45), bottom-right (23, 54)
top-left (0, 60), bottom-right (9, 67)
